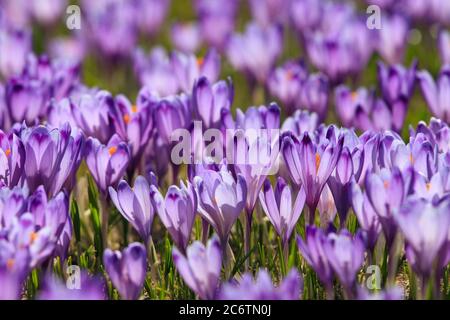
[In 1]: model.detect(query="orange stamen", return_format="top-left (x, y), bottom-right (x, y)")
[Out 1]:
top-left (5, 148), bottom-right (11, 157)
top-left (197, 57), bottom-right (204, 68)
top-left (6, 258), bottom-right (14, 270)
top-left (426, 183), bottom-right (431, 191)
top-left (383, 181), bottom-right (389, 189)
top-left (30, 232), bottom-right (38, 244)
top-left (315, 153), bottom-right (321, 173)
top-left (131, 105), bottom-right (138, 113)
top-left (108, 146), bottom-right (117, 156)
top-left (123, 114), bottom-right (130, 124)
top-left (351, 91), bottom-right (358, 102)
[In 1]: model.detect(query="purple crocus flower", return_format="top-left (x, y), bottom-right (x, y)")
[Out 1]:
top-left (299, 73), bottom-right (329, 121)
top-left (324, 229), bottom-right (365, 292)
top-left (71, 90), bottom-right (118, 144)
top-left (281, 110), bottom-right (319, 136)
top-left (153, 93), bottom-right (191, 145)
top-left (376, 14), bottom-right (408, 65)
top-left (29, 0), bottom-right (67, 25)
top-left (194, 0), bottom-right (237, 51)
top-left (85, 134), bottom-right (130, 194)
top-left (38, 271), bottom-right (106, 300)
top-left (0, 249), bottom-right (30, 300)
top-left (0, 130), bottom-right (25, 188)
top-left (0, 186), bottom-right (27, 228)
top-left (267, 60), bottom-right (308, 115)
top-left (249, 0), bottom-right (288, 27)
top-left (171, 49), bottom-right (220, 93)
top-left (112, 88), bottom-right (156, 170)
top-left (133, 47), bottom-right (179, 96)
top-left (327, 147), bottom-right (354, 226)
top-left (82, 0), bottom-right (137, 58)
top-left (438, 30), bottom-right (450, 66)
top-left (171, 22), bottom-right (202, 54)
top-left (290, 0), bottom-right (323, 34)
top-left (282, 132), bottom-right (343, 223)
top-left (193, 76), bottom-right (233, 129)
top-left (19, 123), bottom-right (84, 196)
top-left (219, 268), bottom-right (302, 300)
top-left (194, 168), bottom-right (247, 247)
top-left (103, 242), bottom-right (147, 300)
top-left (227, 22), bottom-right (283, 84)
top-left (417, 65), bottom-right (450, 123)
top-left (134, 0), bottom-right (170, 36)
top-left (150, 180), bottom-right (197, 252)
top-left (0, 25), bottom-right (31, 79)
top-left (395, 196), bottom-right (450, 278)
top-left (172, 235), bottom-right (222, 300)
top-left (296, 226), bottom-right (333, 290)
top-left (109, 176), bottom-right (154, 245)
top-left (351, 181), bottom-right (382, 252)
top-left (259, 178), bottom-right (306, 247)
top-left (365, 167), bottom-right (404, 247)
top-left (377, 61), bottom-right (416, 132)
top-left (335, 86), bottom-right (375, 129)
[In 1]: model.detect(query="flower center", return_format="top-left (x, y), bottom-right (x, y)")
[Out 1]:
top-left (351, 91), bottom-right (358, 102)
top-left (383, 181), bottom-right (389, 189)
top-left (197, 57), bottom-right (204, 68)
top-left (315, 152), bottom-right (321, 172)
top-left (108, 146), bottom-right (117, 156)
top-left (30, 231), bottom-right (38, 244)
top-left (131, 105), bottom-right (138, 113)
top-left (123, 113), bottom-right (130, 124)
top-left (6, 258), bottom-right (14, 270)
top-left (5, 148), bottom-right (11, 157)
top-left (426, 183), bottom-right (431, 191)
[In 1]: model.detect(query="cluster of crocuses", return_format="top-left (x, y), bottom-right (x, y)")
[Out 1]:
top-left (1, 0), bottom-right (450, 301)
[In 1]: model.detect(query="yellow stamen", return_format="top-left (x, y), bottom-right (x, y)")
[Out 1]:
top-left (108, 146), bottom-right (117, 156)
top-left (131, 105), bottom-right (138, 113)
top-left (409, 153), bottom-right (414, 165)
top-left (5, 148), bottom-right (11, 157)
top-left (6, 258), bottom-right (14, 270)
top-left (315, 152), bottom-right (321, 173)
top-left (123, 114), bottom-right (130, 124)
top-left (426, 183), bottom-right (431, 191)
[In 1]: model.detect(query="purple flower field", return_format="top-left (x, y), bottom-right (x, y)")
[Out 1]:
top-left (1, 0), bottom-right (450, 301)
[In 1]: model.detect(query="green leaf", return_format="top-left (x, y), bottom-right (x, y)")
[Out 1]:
top-left (70, 198), bottom-right (81, 243)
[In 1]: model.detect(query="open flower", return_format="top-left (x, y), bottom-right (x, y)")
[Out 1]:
top-left (109, 176), bottom-right (154, 244)
top-left (103, 242), bottom-right (147, 300)
top-left (151, 180), bottom-right (197, 252)
top-left (172, 235), bottom-right (222, 300)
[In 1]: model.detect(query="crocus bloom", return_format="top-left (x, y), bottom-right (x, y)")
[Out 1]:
top-left (259, 178), bottom-right (306, 247)
top-left (376, 14), bottom-right (408, 65)
top-left (249, 0), bottom-right (288, 27)
top-left (327, 147), bottom-right (354, 225)
top-left (0, 25), bottom-right (30, 78)
top-left (85, 134), bottom-right (130, 194)
top-left (171, 49), bottom-right (220, 93)
top-left (227, 22), bottom-right (283, 84)
top-left (20, 123), bottom-right (84, 196)
top-left (0, 130), bottom-right (25, 188)
top-left (395, 196), bottom-right (450, 277)
top-left (103, 242), bottom-right (147, 300)
top-left (38, 271), bottom-right (105, 300)
top-left (0, 249), bottom-right (30, 300)
top-left (417, 66), bottom-right (450, 123)
top-left (290, 0), bottom-right (323, 34)
top-left (194, 168), bottom-right (247, 247)
top-left (133, 47), bottom-right (179, 96)
top-left (71, 90), bottom-right (118, 144)
top-left (150, 181), bottom-right (197, 252)
top-left (282, 132), bottom-right (343, 222)
top-left (193, 76), bottom-right (233, 129)
top-left (134, 0), bottom-right (170, 36)
top-left (171, 22), bottom-right (202, 54)
top-left (296, 226), bottom-right (333, 288)
top-left (281, 110), bottom-right (319, 136)
top-left (109, 176), bottom-right (154, 244)
top-left (365, 167), bottom-right (404, 247)
top-left (299, 73), bottom-right (329, 121)
top-left (153, 93), bottom-right (191, 145)
top-left (194, 0), bottom-right (237, 50)
top-left (324, 230), bottom-right (365, 290)
top-left (29, 0), bottom-right (67, 25)
top-left (335, 86), bottom-right (375, 128)
top-left (351, 181), bottom-right (382, 252)
top-left (172, 235), bottom-right (222, 300)
top-left (438, 30), bottom-right (450, 66)
top-left (219, 268), bottom-right (302, 300)
top-left (268, 60), bottom-right (308, 115)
